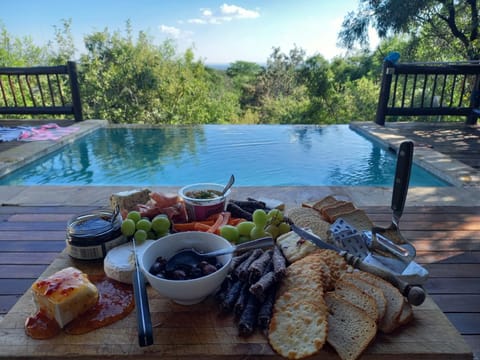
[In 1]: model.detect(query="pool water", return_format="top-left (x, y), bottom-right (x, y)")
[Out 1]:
top-left (0, 125), bottom-right (449, 187)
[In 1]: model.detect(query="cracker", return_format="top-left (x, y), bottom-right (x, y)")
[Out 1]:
top-left (268, 299), bottom-right (328, 360)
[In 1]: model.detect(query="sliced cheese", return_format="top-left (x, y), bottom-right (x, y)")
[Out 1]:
top-left (31, 267), bottom-right (99, 328)
top-left (104, 240), bottom-right (155, 284)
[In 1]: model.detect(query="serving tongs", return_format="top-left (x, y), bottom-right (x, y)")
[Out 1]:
top-left (371, 140), bottom-right (416, 258)
top-left (132, 238), bottom-right (153, 347)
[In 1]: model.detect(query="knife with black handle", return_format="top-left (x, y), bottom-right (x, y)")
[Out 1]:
top-left (289, 222), bottom-right (426, 306)
top-left (132, 239), bottom-right (154, 347)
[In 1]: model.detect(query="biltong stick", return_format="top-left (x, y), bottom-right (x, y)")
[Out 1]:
top-left (231, 250), bottom-right (253, 270)
top-left (248, 249), bottom-right (273, 284)
top-left (214, 277), bottom-right (231, 303)
top-left (221, 280), bottom-right (242, 313)
top-left (238, 293), bottom-right (260, 337)
top-left (226, 202), bottom-right (252, 221)
top-left (249, 271), bottom-right (276, 303)
top-left (272, 245), bottom-right (286, 280)
top-left (234, 249), bottom-right (263, 282)
top-left (233, 283), bottom-right (250, 317)
top-left (257, 288), bottom-right (276, 329)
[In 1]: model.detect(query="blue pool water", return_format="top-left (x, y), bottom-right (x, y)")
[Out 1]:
top-left (0, 125), bottom-right (449, 187)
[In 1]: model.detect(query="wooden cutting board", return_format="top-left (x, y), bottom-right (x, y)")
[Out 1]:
top-left (0, 250), bottom-right (473, 360)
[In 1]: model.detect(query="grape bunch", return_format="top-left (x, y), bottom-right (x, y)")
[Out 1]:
top-left (220, 208), bottom-right (290, 244)
top-left (120, 210), bottom-right (171, 244)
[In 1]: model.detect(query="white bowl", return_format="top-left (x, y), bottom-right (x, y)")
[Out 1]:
top-left (178, 183), bottom-right (230, 221)
top-left (139, 231), bottom-right (233, 305)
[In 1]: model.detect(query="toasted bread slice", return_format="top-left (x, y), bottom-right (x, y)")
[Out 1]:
top-left (334, 279), bottom-right (379, 322)
top-left (322, 202), bottom-right (356, 223)
top-left (340, 272), bottom-right (387, 323)
top-left (325, 292), bottom-right (377, 360)
top-left (350, 271), bottom-right (404, 333)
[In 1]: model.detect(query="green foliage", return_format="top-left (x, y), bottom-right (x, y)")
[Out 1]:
top-left (339, 0), bottom-right (480, 60)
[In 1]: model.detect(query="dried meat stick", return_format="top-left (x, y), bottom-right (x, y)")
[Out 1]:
top-left (248, 249), bottom-right (273, 284)
top-left (257, 287), bottom-right (276, 329)
top-left (231, 250), bottom-right (253, 270)
top-left (249, 271), bottom-right (276, 303)
top-left (220, 280), bottom-right (242, 313)
top-left (234, 249), bottom-right (263, 282)
top-left (234, 283), bottom-right (250, 317)
top-left (238, 293), bottom-right (260, 337)
top-left (272, 244), bottom-right (286, 280)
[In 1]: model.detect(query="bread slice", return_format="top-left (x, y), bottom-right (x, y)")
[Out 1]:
top-left (333, 279), bottom-right (378, 322)
top-left (340, 272), bottom-right (387, 323)
top-left (398, 299), bottom-right (414, 326)
top-left (325, 292), bottom-right (377, 360)
top-left (332, 209), bottom-right (373, 231)
top-left (312, 195), bottom-right (338, 213)
top-left (350, 271), bottom-right (404, 333)
top-left (322, 202), bottom-right (356, 223)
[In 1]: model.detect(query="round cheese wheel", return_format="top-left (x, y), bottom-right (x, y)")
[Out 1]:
top-left (104, 240), bottom-right (155, 284)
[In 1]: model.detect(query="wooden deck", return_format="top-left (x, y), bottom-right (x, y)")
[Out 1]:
top-left (0, 204), bottom-right (479, 358)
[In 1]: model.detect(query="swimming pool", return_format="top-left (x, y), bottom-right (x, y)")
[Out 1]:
top-left (0, 125), bottom-right (449, 187)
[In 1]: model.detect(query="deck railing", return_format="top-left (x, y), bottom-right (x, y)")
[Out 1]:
top-left (0, 61), bottom-right (83, 122)
top-left (376, 59), bottom-right (480, 125)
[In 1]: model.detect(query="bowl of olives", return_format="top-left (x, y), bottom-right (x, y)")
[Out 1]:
top-left (139, 231), bottom-right (233, 305)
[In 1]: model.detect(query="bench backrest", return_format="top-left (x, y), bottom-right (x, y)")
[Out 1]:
top-left (375, 60), bottom-right (480, 125)
top-left (0, 61), bottom-right (83, 121)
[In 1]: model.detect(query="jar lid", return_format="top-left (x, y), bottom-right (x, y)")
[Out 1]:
top-left (67, 208), bottom-right (122, 245)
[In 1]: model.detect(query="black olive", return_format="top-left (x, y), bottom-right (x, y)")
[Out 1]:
top-left (172, 269), bottom-right (187, 280)
top-left (150, 261), bottom-right (164, 275)
top-left (190, 267), bottom-right (203, 278)
top-left (201, 263), bottom-right (218, 276)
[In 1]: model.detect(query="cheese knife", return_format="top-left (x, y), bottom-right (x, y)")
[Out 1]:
top-left (132, 238), bottom-right (154, 347)
top-left (289, 222), bottom-right (426, 306)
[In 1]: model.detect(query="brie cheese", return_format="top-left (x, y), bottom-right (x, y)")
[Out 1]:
top-left (104, 240), bottom-right (155, 284)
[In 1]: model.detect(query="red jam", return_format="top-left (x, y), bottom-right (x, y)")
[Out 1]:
top-left (25, 274), bottom-right (134, 339)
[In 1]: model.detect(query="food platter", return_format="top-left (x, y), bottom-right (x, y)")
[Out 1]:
top-left (0, 191), bottom-right (473, 360)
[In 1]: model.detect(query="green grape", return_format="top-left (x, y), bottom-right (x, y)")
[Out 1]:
top-left (136, 218), bottom-right (152, 232)
top-left (237, 235), bottom-right (251, 244)
top-left (120, 218), bottom-right (136, 237)
top-left (265, 224), bottom-right (279, 239)
top-left (278, 221), bottom-right (291, 235)
top-left (250, 225), bottom-right (267, 240)
top-left (147, 230), bottom-right (157, 240)
top-left (267, 208), bottom-right (284, 225)
top-left (237, 221), bottom-right (255, 237)
top-left (126, 210), bottom-right (141, 223)
top-left (134, 229), bottom-right (147, 244)
top-left (152, 214), bottom-right (170, 234)
top-left (220, 225), bottom-right (240, 243)
top-left (252, 209), bottom-right (268, 226)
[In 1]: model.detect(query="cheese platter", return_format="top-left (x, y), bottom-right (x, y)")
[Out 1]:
top-left (0, 190), bottom-right (473, 360)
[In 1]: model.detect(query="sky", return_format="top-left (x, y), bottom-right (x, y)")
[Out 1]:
top-left (0, 0), bottom-right (377, 65)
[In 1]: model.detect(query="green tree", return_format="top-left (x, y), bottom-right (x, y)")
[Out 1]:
top-left (339, 0), bottom-right (480, 60)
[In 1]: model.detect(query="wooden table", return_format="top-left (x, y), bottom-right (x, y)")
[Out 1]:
top-left (0, 204), bottom-right (477, 359)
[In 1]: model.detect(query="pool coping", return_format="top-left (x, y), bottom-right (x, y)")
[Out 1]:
top-left (0, 120), bottom-right (478, 208)
top-left (349, 121), bottom-right (480, 188)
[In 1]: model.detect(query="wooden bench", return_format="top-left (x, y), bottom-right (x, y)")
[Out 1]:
top-left (376, 59), bottom-right (480, 125)
top-left (0, 61), bottom-right (83, 122)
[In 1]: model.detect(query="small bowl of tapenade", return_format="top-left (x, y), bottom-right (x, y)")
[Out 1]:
top-left (179, 183), bottom-right (231, 221)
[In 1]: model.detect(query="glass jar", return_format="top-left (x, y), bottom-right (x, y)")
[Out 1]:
top-left (66, 208), bottom-right (126, 260)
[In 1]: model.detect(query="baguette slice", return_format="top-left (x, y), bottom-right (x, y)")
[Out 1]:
top-left (350, 271), bottom-right (404, 333)
top-left (398, 299), bottom-right (414, 326)
top-left (340, 272), bottom-right (387, 323)
top-left (333, 279), bottom-right (379, 322)
top-left (325, 292), bottom-right (377, 360)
